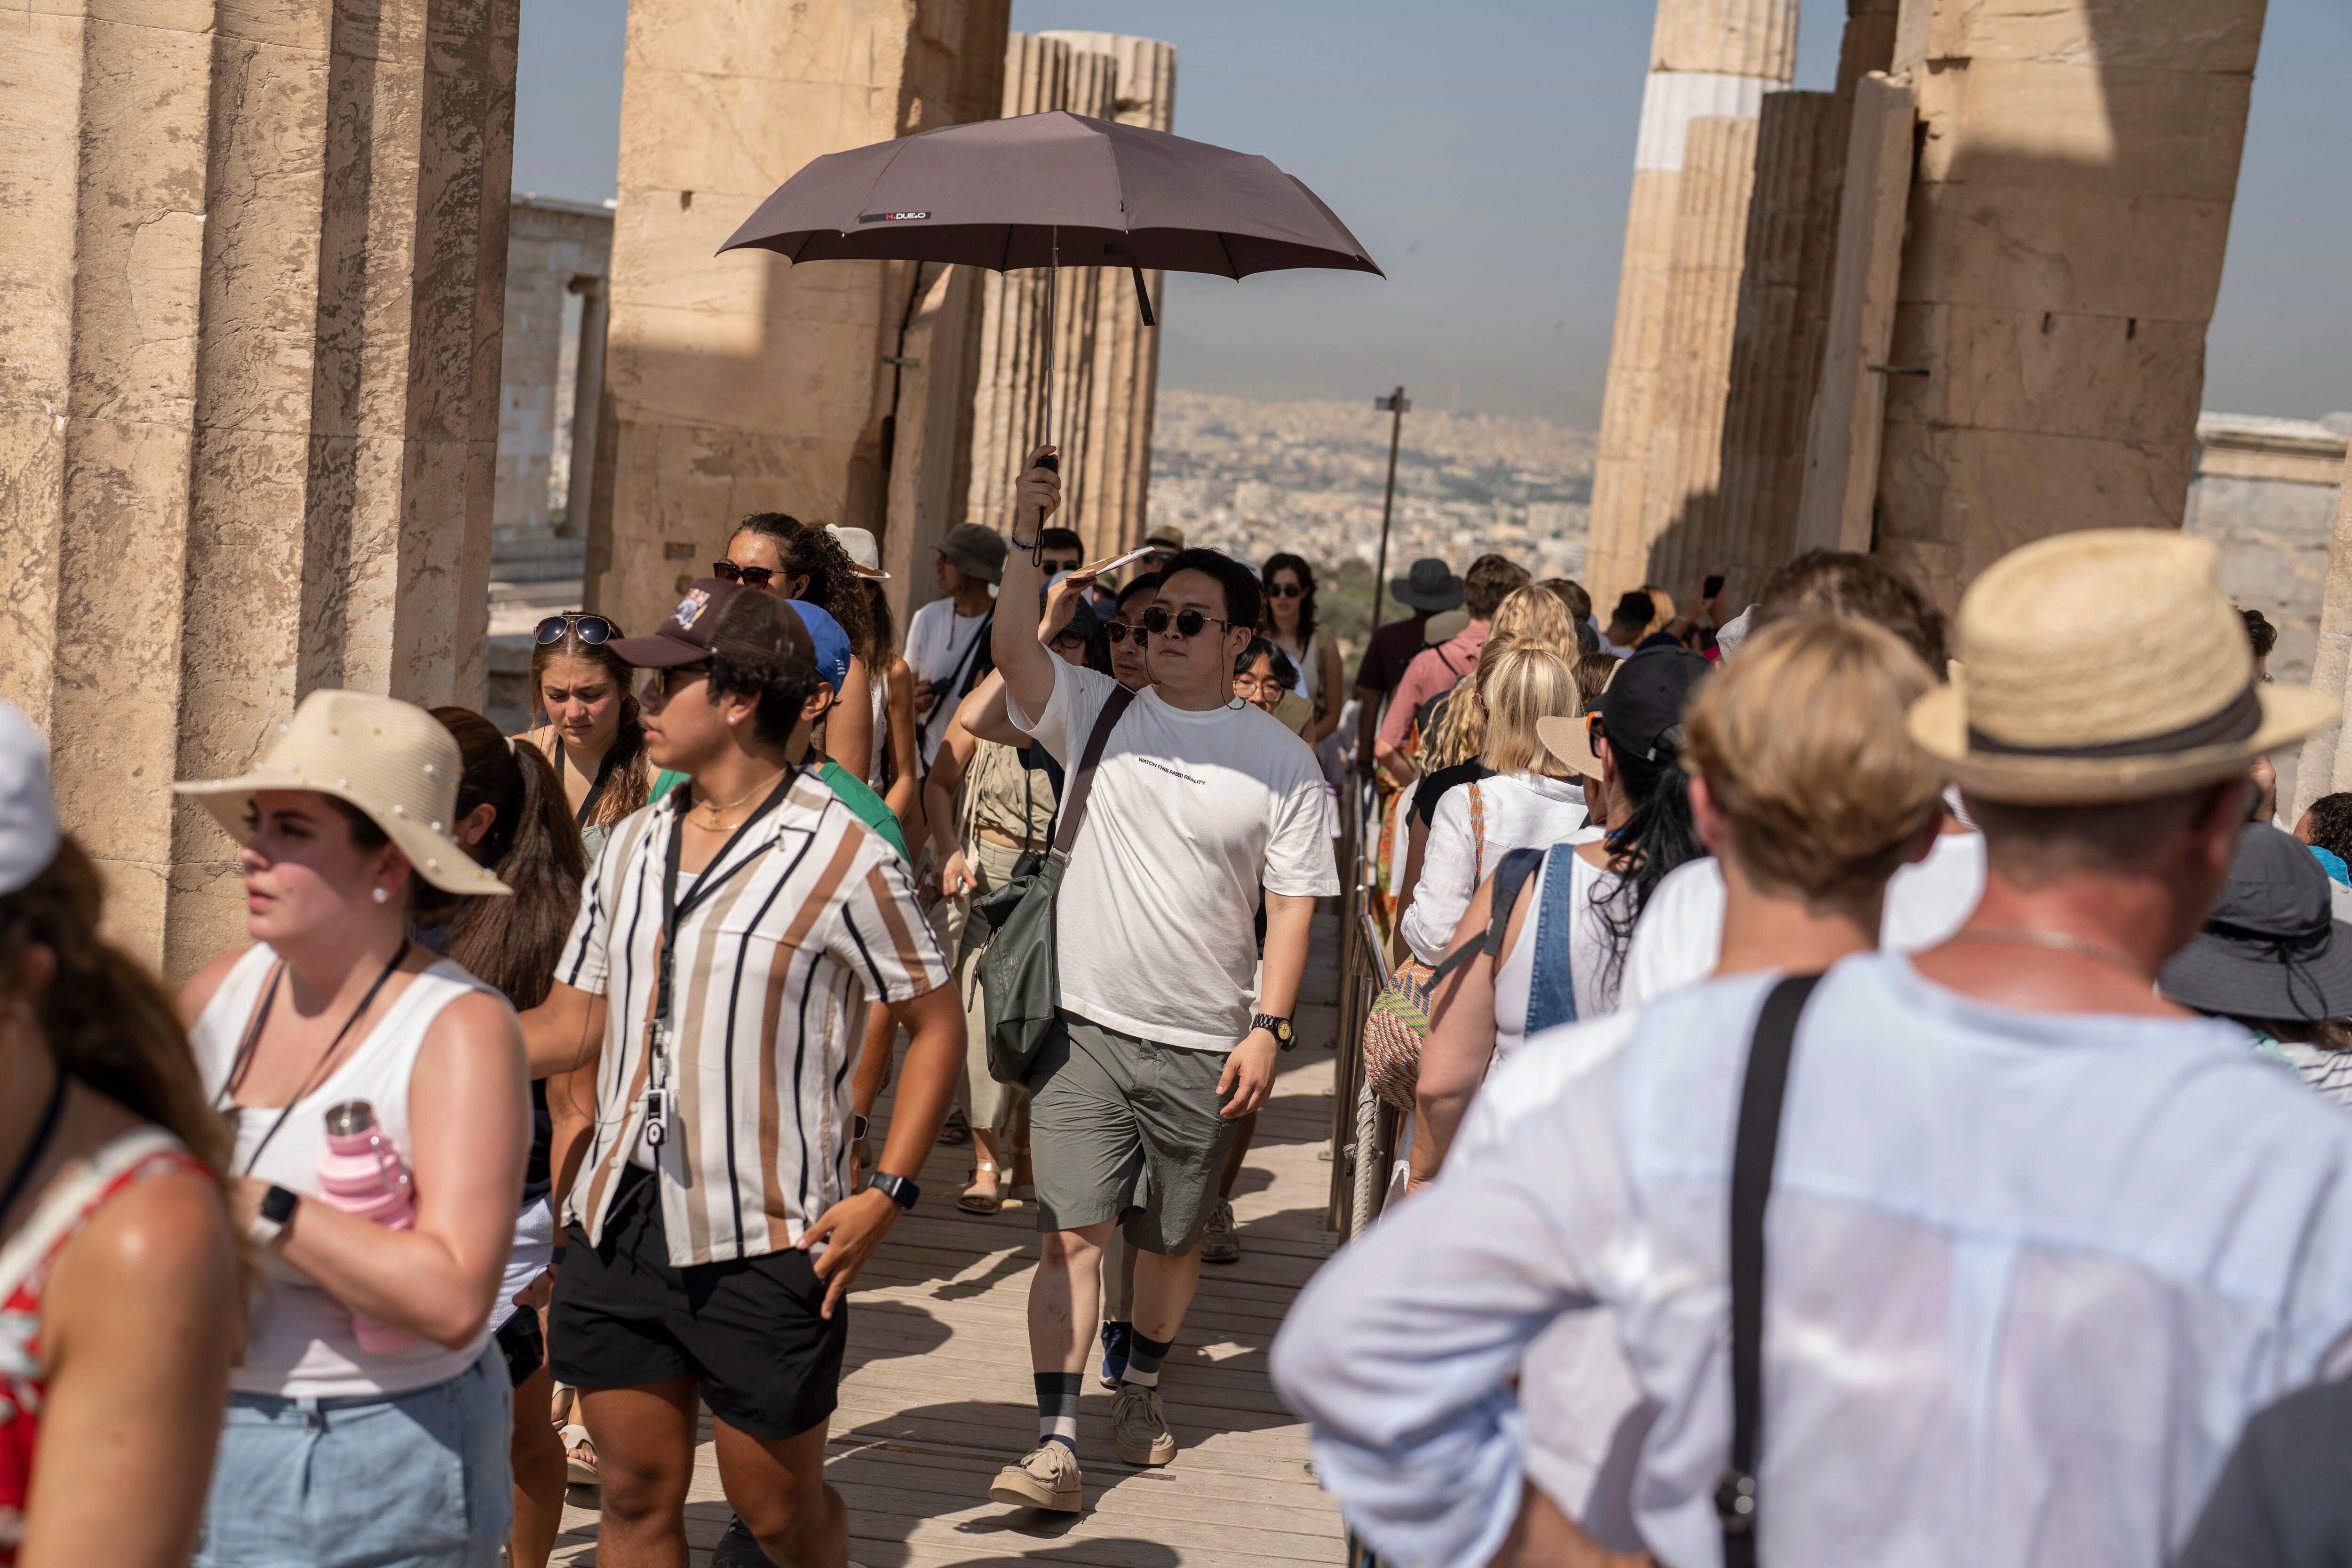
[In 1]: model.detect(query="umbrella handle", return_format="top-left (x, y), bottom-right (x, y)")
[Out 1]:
top-left (1130, 264), bottom-right (1155, 328)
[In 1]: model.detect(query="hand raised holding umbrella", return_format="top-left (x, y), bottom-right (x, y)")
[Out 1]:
top-left (719, 109), bottom-right (1382, 559)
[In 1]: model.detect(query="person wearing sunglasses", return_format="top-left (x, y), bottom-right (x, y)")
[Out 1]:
top-left (980, 448), bottom-right (1339, 1512)
top-left (518, 613), bottom-right (656, 865)
top-left (1104, 573), bottom-right (1161, 692)
top-left (715, 516), bottom-right (877, 787)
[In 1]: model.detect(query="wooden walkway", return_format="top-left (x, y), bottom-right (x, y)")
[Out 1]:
top-left (552, 907), bottom-right (1349, 1567)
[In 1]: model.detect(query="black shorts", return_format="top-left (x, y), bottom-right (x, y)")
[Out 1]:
top-left (548, 1165), bottom-right (846, 1441)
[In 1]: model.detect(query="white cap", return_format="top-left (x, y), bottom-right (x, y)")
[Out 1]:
top-left (0, 701), bottom-right (61, 897)
top-left (828, 525), bottom-right (890, 581)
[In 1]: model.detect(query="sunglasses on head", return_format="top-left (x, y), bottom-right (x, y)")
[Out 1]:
top-left (646, 663), bottom-right (712, 700)
top-left (712, 560), bottom-right (777, 588)
top-left (537, 613), bottom-right (615, 646)
top-left (1267, 581), bottom-right (1304, 598)
top-left (1142, 605), bottom-right (1234, 640)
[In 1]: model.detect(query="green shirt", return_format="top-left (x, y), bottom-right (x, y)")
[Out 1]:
top-left (651, 761), bottom-right (908, 864)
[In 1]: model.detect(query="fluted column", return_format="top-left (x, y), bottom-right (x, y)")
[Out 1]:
top-left (0, 0), bottom-right (517, 979)
top-left (965, 31), bottom-right (1176, 556)
top-left (1585, 0), bottom-right (1799, 605)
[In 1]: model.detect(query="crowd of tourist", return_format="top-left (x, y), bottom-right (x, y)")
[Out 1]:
top-left (10, 439), bottom-right (2352, 1568)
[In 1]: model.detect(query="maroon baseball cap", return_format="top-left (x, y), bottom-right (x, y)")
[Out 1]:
top-left (608, 578), bottom-right (814, 677)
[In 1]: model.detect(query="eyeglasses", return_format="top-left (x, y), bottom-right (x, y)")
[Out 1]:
top-left (1266, 582), bottom-right (1304, 599)
top-left (712, 560), bottom-right (777, 588)
top-left (647, 663), bottom-right (712, 700)
top-left (1232, 672), bottom-right (1279, 699)
top-left (536, 613), bottom-right (615, 646)
top-left (1041, 557), bottom-right (1085, 574)
top-left (1105, 622), bottom-right (1147, 646)
top-left (1142, 605), bottom-right (1234, 640)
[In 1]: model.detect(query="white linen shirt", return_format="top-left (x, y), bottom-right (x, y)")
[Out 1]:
top-left (1272, 954), bottom-right (2352, 1568)
top-left (1400, 772), bottom-right (1588, 964)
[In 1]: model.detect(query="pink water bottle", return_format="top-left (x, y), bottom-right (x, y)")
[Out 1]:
top-left (317, 1100), bottom-right (417, 1352)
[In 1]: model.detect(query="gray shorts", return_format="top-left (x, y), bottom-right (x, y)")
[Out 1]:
top-left (1025, 1012), bottom-right (1240, 1256)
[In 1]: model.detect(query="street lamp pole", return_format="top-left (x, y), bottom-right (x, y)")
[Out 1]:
top-left (1371, 386), bottom-right (1410, 633)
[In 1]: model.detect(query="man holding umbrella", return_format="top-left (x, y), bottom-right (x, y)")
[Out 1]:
top-left (984, 448), bottom-right (1337, 1510)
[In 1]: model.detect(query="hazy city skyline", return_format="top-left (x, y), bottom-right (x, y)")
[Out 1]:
top-left (514, 0), bottom-right (2352, 428)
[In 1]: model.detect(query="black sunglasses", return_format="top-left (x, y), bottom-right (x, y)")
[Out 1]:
top-left (1142, 605), bottom-right (1234, 640)
top-left (1105, 622), bottom-right (1147, 645)
top-left (646, 663), bottom-right (713, 699)
top-left (1266, 581), bottom-right (1304, 598)
top-left (537, 613), bottom-right (615, 646)
top-left (713, 560), bottom-right (778, 588)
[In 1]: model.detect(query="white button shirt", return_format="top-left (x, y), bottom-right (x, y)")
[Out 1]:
top-left (1272, 955), bottom-right (2352, 1568)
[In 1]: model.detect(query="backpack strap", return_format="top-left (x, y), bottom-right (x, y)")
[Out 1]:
top-left (1049, 685), bottom-right (1139, 861)
top-left (1716, 971), bottom-right (1825, 1568)
top-left (1468, 780), bottom-right (1486, 885)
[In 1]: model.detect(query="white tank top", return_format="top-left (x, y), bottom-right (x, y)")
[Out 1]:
top-left (191, 944), bottom-right (503, 1398)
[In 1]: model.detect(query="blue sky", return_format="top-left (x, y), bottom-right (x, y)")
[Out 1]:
top-left (514, 0), bottom-right (2352, 426)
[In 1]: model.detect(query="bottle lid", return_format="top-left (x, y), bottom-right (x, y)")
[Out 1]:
top-left (324, 1099), bottom-right (377, 1137)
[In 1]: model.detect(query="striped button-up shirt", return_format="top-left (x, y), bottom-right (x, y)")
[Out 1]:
top-left (559, 773), bottom-right (946, 1266)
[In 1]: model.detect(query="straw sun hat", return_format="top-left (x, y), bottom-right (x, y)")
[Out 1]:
top-left (175, 690), bottom-right (511, 896)
top-left (1906, 530), bottom-right (2336, 804)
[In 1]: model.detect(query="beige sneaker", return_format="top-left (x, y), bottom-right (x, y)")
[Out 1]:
top-left (988, 1441), bottom-right (1083, 1512)
top-left (1111, 1383), bottom-right (1178, 1466)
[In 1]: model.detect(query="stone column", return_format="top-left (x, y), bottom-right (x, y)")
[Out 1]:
top-left (964, 31), bottom-right (1177, 558)
top-left (1585, 0), bottom-right (1799, 605)
top-left (2283, 428), bottom-right (2352, 817)
top-left (1867, 0), bottom-right (2269, 608)
top-left (564, 277), bottom-right (611, 539)
top-left (0, 0), bottom-right (517, 979)
top-left (586, 0), bottom-right (1011, 642)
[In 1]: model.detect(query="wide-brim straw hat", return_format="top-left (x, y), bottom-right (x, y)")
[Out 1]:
top-left (175, 690), bottom-right (511, 896)
top-left (1422, 608), bottom-right (1472, 647)
top-left (1907, 530), bottom-right (2336, 804)
top-left (1536, 661), bottom-right (1618, 781)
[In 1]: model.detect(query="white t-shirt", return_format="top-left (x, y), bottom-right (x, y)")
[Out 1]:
top-left (1400, 772), bottom-right (1589, 965)
top-left (1617, 829), bottom-right (1986, 1011)
top-left (1009, 660), bottom-right (1341, 1051)
top-left (906, 597), bottom-right (994, 766)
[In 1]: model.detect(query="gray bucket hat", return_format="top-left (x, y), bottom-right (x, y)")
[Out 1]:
top-left (2160, 823), bottom-right (2352, 1022)
top-left (937, 523), bottom-right (1007, 584)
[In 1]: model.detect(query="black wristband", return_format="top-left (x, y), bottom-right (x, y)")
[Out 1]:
top-left (868, 1171), bottom-right (920, 1212)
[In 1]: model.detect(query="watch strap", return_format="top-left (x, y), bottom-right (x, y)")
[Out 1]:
top-left (869, 1171), bottom-right (920, 1211)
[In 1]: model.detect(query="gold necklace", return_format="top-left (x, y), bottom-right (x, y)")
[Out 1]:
top-left (689, 768), bottom-right (788, 830)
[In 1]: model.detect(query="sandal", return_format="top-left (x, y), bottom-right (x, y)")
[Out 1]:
top-left (937, 1110), bottom-right (971, 1147)
top-left (560, 1423), bottom-right (599, 1487)
top-left (958, 1160), bottom-right (1003, 1215)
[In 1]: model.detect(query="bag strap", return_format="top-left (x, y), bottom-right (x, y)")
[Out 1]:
top-left (1423, 844), bottom-right (1547, 989)
top-left (915, 611), bottom-right (995, 761)
top-left (1468, 780), bottom-right (1486, 885)
top-left (1050, 685), bottom-right (1139, 860)
top-left (1716, 971), bottom-right (1825, 1568)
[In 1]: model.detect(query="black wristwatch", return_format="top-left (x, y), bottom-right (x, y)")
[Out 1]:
top-left (250, 1183), bottom-right (301, 1246)
top-left (1253, 1013), bottom-right (1297, 1051)
top-left (868, 1171), bottom-right (920, 1211)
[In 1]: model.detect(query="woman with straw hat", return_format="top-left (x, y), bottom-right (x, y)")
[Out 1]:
top-left (175, 690), bottom-right (530, 1568)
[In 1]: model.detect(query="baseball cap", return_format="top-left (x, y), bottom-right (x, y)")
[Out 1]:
top-left (609, 578), bottom-right (815, 678)
top-left (0, 701), bottom-right (61, 897)
top-left (1597, 644), bottom-right (1711, 762)
top-left (784, 600), bottom-right (852, 694)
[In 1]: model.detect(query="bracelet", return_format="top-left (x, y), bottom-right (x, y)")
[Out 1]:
top-left (1009, 533), bottom-right (1039, 552)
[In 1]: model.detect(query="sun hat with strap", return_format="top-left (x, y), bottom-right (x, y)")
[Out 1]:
top-left (1907, 530), bottom-right (2335, 804)
top-left (174, 690), bottom-right (511, 896)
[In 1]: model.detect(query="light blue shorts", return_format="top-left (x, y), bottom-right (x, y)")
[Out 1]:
top-left (195, 1350), bottom-right (512, 1568)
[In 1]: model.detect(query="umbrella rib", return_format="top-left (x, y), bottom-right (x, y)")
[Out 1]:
top-left (1217, 231), bottom-right (1239, 280)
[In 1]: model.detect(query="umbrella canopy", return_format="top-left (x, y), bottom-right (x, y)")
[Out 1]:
top-left (718, 110), bottom-right (1382, 279)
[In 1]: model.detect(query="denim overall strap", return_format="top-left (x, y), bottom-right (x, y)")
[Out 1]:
top-left (1525, 846), bottom-right (1581, 1034)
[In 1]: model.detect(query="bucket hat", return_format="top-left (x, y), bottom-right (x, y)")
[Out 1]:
top-left (1391, 557), bottom-right (1464, 613)
top-left (937, 523), bottom-right (1008, 584)
top-left (1908, 531), bottom-right (2334, 804)
top-left (609, 578), bottom-right (816, 677)
top-left (828, 525), bottom-right (890, 581)
top-left (0, 701), bottom-right (61, 897)
top-left (2160, 823), bottom-right (2352, 1022)
top-left (174, 691), bottom-right (511, 896)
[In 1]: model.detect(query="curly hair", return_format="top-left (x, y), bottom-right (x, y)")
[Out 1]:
top-left (732, 513), bottom-right (878, 667)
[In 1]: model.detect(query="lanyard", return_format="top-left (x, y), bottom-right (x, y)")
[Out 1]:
top-left (557, 738), bottom-right (620, 829)
top-left (220, 941), bottom-right (413, 1176)
top-left (640, 770), bottom-right (799, 1149)
top-left (0, 1068), bottom-right (68, 1228)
